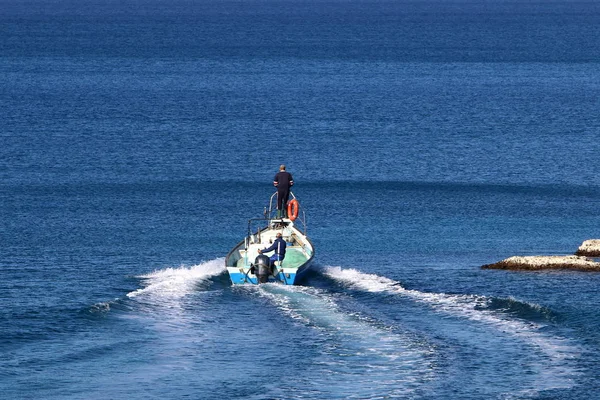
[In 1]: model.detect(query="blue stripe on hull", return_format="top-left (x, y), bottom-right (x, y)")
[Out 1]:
top-left (228, 271), bottom-right (298, 285)
top-left (227, 261), bottom-right (313, 285)
top-left (294, 263), bottom-right (312, 282)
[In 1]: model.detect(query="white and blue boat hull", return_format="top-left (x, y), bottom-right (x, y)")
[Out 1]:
top-left (225, 197), bottom-right (315, 286)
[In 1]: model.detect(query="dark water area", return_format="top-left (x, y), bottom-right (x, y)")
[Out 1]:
top-left (2, 1), bottom-right (600, 399)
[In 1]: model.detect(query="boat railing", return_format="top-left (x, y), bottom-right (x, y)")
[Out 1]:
top-left (242, 192), bottom-right (308, 251)
top-left (266, 191), bottom-right (307, 234)
top-left (245, 217), bottom-right (268, 248)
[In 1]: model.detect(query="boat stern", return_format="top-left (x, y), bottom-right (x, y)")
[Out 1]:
top-left (226, 265), bottom-right (301, 285)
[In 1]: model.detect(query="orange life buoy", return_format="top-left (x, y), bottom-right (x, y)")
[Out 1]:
top-left (287, 199), bottom-right (299, 221)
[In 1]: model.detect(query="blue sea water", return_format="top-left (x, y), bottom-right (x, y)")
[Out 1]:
top-left (2, 0), bottom-right (600, 398)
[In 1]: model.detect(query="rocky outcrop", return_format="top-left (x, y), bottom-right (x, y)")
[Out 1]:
top-left (481, 255), bottom-right (600, 271)
top-left (575, 239), bottom-right (600, 257)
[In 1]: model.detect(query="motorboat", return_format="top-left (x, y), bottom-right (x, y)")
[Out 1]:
top-left (225, 192), bottom-right (315, 285)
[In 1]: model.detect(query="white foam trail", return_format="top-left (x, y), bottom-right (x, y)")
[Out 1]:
top-left (88, 301), bottom-right (113, 314)
top-left (249, 284), bottom-right (437, 396)
top-left (321, 265), bottom-right (580, 391)
top-left (126, 258), bottom-right (225, 299)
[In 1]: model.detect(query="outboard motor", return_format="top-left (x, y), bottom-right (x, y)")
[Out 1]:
top-left (254, 254), bottom-right (272, 283)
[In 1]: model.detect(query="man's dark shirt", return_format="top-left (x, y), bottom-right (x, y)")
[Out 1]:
top-left (262, 237), bottom-right (287, 257)
top-left (274, 171), bottom-right (293, 191)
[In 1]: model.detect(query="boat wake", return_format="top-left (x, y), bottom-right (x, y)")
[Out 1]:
top-left (246, 283), bottom-right (437, 398)
top-left (126, 258), bottom-right (225, 300)
top-left (319, 265), bottom-right (581, 394)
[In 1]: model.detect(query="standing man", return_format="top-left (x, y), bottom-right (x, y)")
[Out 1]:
top-left (273, 164), bottom-right (293, 218)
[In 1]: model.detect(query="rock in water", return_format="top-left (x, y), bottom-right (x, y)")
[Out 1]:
top-left (575, 239), bottom-right (600, 257)
top-left (481, 255), bottom-right (600, 271)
